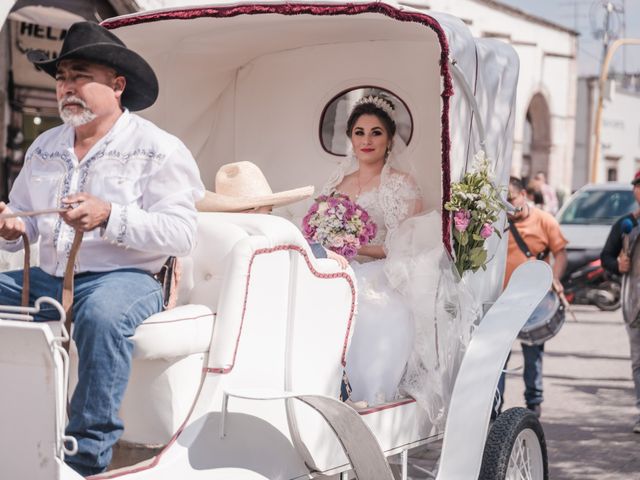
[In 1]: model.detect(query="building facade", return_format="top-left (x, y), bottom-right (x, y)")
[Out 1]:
top-left (575, 75), bottom-right (640, 189)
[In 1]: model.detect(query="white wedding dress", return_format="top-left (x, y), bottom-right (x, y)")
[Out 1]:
top-left (320, 142), bottom-right (480, 423)
top-left (329, 166), bottom-right (423, 405)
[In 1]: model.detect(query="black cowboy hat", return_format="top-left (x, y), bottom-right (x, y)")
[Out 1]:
top-left (27, 21), bottom-right (158, 112)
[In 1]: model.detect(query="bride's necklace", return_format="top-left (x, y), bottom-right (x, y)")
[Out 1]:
top-left (355, 172), bottom-right (380, 200)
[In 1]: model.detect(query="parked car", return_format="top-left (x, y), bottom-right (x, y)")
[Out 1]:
top-left (557, 183), bottom-right (635, 310)
top-left (557, 182), bottom-right (635, 251)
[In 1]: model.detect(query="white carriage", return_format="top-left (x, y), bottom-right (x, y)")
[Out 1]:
top-left (0, 2), bottom-right (552, 479)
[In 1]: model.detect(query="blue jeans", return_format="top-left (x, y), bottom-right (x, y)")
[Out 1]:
top-left (626, 325), bottom-right (640, 415)
top-left (496, 343), bottom-right (544, 413)
top-left (0, 267), bottom-right (162, 476)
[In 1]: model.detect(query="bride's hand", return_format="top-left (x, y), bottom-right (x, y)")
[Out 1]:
top-left (357, 245), bottom-right (386, 259)
top-left (327, 250), bottom-right (348, 269)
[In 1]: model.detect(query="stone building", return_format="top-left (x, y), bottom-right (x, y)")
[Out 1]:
top-left (574, 74), bottom-right (640, 189)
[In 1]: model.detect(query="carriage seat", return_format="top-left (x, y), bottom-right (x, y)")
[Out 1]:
top-left (128, 213), bottom-right (249, 361)
top-left (116, 213), bottom-right (251, 445)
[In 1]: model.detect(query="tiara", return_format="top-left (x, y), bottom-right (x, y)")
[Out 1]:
top-left (355, 95), bottom-right (395, 119)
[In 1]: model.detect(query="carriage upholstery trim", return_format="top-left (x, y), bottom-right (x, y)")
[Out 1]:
top-left (102, 1), bottom-right (454, 253)
top-left (131, 310), bottom-right (215, 360)
top-left (356, 397), bottom-right (415, 416)
top-left (95, 242), bottom-right (356, 479)
top-left (138, 312), bottom-right (214, 325)
top-left (204, 243), bottom-right (356, 374)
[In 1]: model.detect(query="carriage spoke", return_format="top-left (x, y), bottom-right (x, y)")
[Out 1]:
top-left (507, 434), bottom-right (537, 480)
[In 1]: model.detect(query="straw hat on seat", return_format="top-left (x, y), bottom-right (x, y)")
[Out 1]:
top-left (196, 161), bottom-right (314, 212)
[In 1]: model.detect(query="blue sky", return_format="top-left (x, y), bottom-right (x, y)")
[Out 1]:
top-left (499, 0), bottom-right (640, 76)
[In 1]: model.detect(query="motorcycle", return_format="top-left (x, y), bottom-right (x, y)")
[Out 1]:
top-left (562, 249), bottom-right (621, 311)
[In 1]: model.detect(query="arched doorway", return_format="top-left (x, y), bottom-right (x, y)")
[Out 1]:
top-left (521, 92), bottom-right (552, 184)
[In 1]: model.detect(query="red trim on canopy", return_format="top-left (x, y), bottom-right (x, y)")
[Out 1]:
top-left (103, 2), bottom-right (454, 252)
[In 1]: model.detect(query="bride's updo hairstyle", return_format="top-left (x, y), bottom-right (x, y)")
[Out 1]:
top-left (346, 95), bottom-right (397, 139)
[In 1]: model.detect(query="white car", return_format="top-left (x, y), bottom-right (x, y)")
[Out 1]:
top-left (557, 182), bottom-right (636, 252)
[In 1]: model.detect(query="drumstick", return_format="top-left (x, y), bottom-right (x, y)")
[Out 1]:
top-left (0, 207), bottom-right (70, 219)
top-left (553, 282), bottom-right (577, 322)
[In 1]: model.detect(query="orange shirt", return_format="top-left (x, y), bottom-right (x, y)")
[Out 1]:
top-left (504, 207), bottom-right (568, 288)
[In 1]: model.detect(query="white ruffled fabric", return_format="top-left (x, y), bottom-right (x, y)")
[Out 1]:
top-left (322, 149), bottom-right (480, 425)
top-left (385, 212), bottom-right (479, 426)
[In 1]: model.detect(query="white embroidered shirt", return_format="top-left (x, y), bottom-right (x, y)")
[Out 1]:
top-left (1, 110), bottom-right (205, 277)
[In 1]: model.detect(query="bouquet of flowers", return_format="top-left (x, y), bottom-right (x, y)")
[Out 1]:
top-left (302, 193), bottom-right (377, 260)
top-left (444, 150), bottom-right (505, 276)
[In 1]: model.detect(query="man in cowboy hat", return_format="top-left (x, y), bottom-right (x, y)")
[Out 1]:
top-left (0, 21), bottom-right (203, 474)
top-left (197, 161), bottom-right (348, 268)
top-left (601, 169), bottom-right (640, 433)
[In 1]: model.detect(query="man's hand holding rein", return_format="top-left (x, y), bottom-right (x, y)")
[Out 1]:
top-left (61, 193), bottom-right (111, 232)
top-left (0, 202), bottom-right (26, 241)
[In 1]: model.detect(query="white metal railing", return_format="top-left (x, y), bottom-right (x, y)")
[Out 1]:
top-left (0, 297), bottom-right (78, 459)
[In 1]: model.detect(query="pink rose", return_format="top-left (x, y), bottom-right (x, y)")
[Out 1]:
top-left (301, 214), bottom-right (315, 239)
top-left (342, 244), bottom-right (358, 259)
top-left (453, 210), bottom-right (471, 232)
top-left (366, 221), bottom-right (377, 237)
top-left (480, 223), bottom-right (493, 239)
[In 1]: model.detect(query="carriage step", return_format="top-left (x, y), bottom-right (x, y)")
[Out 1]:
top-left (222, 389), bottom-right (394, 480)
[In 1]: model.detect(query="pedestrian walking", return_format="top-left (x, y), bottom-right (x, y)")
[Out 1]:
top-left (497, 176), bottom-right (568, 418)
top-left (534, 171), bottom-right (559, 215)
top-left (600, 169), bottom-right (640, 434)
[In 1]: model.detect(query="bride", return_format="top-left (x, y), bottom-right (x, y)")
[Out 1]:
top-left (321, 94), bottom-right (423, 405)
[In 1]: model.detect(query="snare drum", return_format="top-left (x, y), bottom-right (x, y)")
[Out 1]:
top-left (518, 290), bottom-right (565, 346)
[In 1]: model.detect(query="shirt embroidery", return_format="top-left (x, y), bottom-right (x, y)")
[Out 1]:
top-left (117, 205), bottom-right (128, 245)
top-left (7, 111), bottom-right (203, 277)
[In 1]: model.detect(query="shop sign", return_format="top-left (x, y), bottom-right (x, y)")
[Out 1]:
top-left (10, 20), bottom-right (66, 90)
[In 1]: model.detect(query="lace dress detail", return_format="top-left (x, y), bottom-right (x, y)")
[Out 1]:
top-left (325, 167), bottom-right (423, 405)
top-left (328, 166), bottom-right (422, 248)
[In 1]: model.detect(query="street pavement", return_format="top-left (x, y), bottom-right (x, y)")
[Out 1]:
top-left (502, 304), bottom-right (640, 479)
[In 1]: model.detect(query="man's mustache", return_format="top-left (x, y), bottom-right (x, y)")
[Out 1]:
top-left (59, 96), bottom-right (89, 109)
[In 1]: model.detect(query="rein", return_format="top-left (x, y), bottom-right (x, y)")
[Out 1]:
top-left (21, 230), bottom-right (84, 353)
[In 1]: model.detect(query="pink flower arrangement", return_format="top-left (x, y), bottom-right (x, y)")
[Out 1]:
top-left (454, 210), bottom-right (471, 232)
top-left (444, 151), bottom-right (504, 276)
top-left (302, 193), bottom-right (377, 260)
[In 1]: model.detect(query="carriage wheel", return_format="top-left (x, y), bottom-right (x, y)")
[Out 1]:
top-left (478, 407), bottom-right (548, 480)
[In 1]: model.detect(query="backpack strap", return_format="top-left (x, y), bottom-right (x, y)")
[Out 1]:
top-left (508, 220), bottom-right (549, 261)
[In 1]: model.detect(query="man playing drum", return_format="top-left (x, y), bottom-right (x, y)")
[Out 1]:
top-left (497, 176), bottom-right (568, 418)
top-left (0, 22), bottom-right (203, 475)
top-left (601, 170), bottom-right (640, 434)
